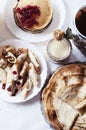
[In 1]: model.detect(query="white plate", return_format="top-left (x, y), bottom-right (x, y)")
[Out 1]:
top-left (4, 0), bottom-right (66, 43)
top-left (0, 39), bottom-right (47, 103)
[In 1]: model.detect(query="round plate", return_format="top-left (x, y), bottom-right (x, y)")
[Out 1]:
top-left (0, 39), bottom-right (47, 103)
top-left (4, 0), bottom-right (66, 43)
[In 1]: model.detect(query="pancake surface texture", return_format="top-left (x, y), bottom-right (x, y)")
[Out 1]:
top-left (42, 63), bottom-right (86, 130)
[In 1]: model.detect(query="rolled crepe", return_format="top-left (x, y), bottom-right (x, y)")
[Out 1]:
top-left (29, 63), bottom-right (39, 87)
top-left (21, 78), bottom-right (32, 99)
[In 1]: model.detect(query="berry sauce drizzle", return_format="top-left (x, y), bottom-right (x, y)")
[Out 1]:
top-left (16, 5), bottom-right (40, 28)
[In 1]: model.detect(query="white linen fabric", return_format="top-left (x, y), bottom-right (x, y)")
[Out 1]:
top-left (0, 0), bottom-right (86, 130)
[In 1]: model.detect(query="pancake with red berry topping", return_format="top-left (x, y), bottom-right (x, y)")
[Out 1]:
top-left (14, 0), bottom-right (53, 32)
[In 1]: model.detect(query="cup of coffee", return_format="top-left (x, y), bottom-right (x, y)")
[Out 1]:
top-left (74, 5), bottom-right (86, 39)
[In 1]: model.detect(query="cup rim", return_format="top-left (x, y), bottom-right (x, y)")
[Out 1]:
top-left (74, 5), bottom-right (86, 39)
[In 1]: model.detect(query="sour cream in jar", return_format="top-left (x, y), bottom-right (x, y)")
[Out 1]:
top-left (47, 38), bottom-right (72, 63)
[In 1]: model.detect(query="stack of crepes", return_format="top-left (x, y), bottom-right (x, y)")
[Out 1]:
top-left (42, 63), bottom-right (86, 130)
top-left (14, 0), bottom-right (53, 32)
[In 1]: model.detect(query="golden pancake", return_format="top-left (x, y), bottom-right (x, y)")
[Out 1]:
top-left (42, 63), bottom-right (86, 130)
top-left (14, 0), bottom-right (53, 32)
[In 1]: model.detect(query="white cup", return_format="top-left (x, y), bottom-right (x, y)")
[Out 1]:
top-left (74, 5), bottom-right (86, 39)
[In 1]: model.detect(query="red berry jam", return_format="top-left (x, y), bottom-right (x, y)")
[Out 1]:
top-left (12, 71), bottom-right (17, 75)
top-left (2, 83), bottom-right (6, 90)
top-left (7, 87), bottom-right (11, 92)
top-left (16, 5), bottom-right (40, 28)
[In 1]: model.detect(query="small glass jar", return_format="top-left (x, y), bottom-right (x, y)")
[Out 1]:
top-left (47, 38), bottom-right (72, 64)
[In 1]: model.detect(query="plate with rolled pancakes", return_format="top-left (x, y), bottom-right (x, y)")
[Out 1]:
top-left (0, 39), bottom-right (47, 103)
top-left (42, 63), bottom-right (86, 130)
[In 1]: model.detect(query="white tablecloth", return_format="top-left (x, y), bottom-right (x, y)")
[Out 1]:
top-left (0, 0), bottom-right (86, 130)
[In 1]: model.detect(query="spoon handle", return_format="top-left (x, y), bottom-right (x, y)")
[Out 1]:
top-left (65, 28), bottom-right (86, 57)
top-left (73, 35), bottom-right (86, 57)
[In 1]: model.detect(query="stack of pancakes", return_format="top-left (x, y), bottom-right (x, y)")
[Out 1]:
top-left (42, 63), bottom-right (86, 130)
top-left (14, 0), bottom-right (53, 32)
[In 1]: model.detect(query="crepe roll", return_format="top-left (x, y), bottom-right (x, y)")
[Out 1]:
top-left (5, 66), bottom-right (17, 95)
top-left (28, 49), bottom-right (41, 74)
top-left (16, 61), bottom-right (29, 88)
top-left (5, 52), bottom-right (17, 64)
top-left (29, 63), bottom-right (39, 87)
top-left (1, 45), bottom-right (16, 56)
top-left (11, 49), bottom-right (28, 80)
top-left (0, 68), bottom-right (7, 84)
top-left (21, 78), bottom-right (32, 99)
top-left (0, 58), bottom-right (7, 68)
